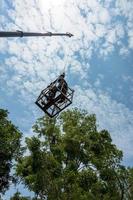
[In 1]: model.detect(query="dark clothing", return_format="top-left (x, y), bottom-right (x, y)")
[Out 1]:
top-left (48, 85), bottom-right (57, 99)
top-left (58, 79), bottom-right (68, 103)
top-left (46, 75), bottom-right (68, 103)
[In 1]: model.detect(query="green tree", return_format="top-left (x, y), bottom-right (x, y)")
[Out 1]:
top-left (10, 191), bottom-right (30, 200)
top-left (0, 109), bottom-right (22, 194)
top-left (16, 109), bottom-right (132, 200)
top-left (126, 167), bottom-right (133, 199)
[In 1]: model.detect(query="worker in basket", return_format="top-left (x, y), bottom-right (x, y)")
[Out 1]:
top-left (47, 73), bottom-right (68, 103)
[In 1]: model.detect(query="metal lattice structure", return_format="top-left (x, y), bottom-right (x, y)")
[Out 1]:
top-left (35, 76), bottom-right (74, 118)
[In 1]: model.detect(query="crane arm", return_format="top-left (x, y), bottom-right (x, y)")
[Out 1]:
top-left (0, 31), bottom-right (73, 38)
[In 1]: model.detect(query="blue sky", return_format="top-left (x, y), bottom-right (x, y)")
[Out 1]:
top-left (0, 0), bottom-right (133, 198)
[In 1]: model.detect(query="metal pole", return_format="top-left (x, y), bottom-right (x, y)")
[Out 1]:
top-left (0, 31), bottom-right (73, 38)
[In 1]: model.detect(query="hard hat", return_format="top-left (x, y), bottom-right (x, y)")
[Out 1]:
top-left (60, 72), bottom-right (65, 78)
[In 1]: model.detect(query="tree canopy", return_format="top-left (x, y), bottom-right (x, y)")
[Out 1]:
top-left (15, 109), bottom-right (133, 200)
top-left (10, 191), bottom-right (30, 200)
top-left (0, 109), bottom-right (22, 195)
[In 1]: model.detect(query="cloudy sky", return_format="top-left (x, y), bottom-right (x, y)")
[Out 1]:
top-left (0, 0), bottom-right (133, 197)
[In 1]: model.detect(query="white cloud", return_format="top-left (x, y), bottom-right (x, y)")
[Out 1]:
top-left (98, 8), bottom-right (111, 24)
top-left (128, 29), bottom-right (133, 49)
top-left (115, 0), bottom-right (133, 50)
top-left (119, 47), bottom-right (129, 56)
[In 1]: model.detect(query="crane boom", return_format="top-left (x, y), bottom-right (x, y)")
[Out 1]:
top-left (0, 31), bottom-right (73, 38)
